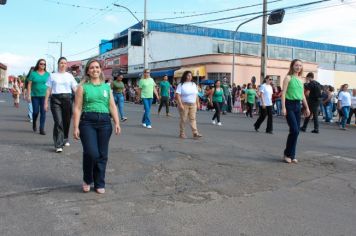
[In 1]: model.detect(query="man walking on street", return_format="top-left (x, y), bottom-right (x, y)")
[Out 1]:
top-left (221, 77), bottom-right (231, 114)
top-left (138, 69), bottom-right (160, 129)
top-left (254, 76), bottom-right (274, 134)
top-left (301, 72), bottom-right (321, 133)
top-left (158, 75), bottom-right (171, 116)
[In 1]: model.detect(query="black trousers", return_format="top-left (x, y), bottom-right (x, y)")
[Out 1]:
top-left (212, 102), bottom-right (223, 122)
top-left (254, 106), bottom-right (273, 132)
top-left (158, 96), bottom-right (169, 114)
top-left (246, 102), bottom-right (254, 117)
top-left (50, 94), bottom-right (72, 148)
top-left (347, 108), bottom-right (356, 124)
top-left (302, 100), bottom-right (320, 131)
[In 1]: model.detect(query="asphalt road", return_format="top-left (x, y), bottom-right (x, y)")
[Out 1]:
top-left (0, 93), bottom-right (355, 236)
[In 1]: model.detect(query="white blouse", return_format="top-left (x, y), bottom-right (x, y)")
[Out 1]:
top-left (46, 72), bottom-right (77, 94)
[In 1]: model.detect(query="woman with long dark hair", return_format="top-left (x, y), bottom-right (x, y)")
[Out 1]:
top-left (73, 59), bottom-right (120, 194)
top-left (282, 59), bottom-right (310, 164)
top-left (45, 57), bottom-right (78, 153)
top-left (210, 80), bottom-right (225, 126)
top-left (175, 71), bottom-right (202, 139)
top-left (27, 59), bottom-right (50, 135)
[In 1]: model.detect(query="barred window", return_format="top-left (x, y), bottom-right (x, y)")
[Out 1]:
top-left (337, 53), bottom-right (355, 65)
top-left (316, 51), bottom-right (336, 64)
top-left (208, 73), bottom-right (231, 82)
top-left (294, 48), bottom-right (316, 62)
top-left (241, 43), bottom-right (260, 56)
top-left (268, 75), bottom-right (281, 87)
top-left (268, 46), bottom-right (293, 60)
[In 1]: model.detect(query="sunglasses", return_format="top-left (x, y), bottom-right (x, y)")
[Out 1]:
top-left (39, 63), bottom-right (46, 65)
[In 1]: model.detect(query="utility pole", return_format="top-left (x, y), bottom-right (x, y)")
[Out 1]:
top-left (49, 41), bottom-right (63, 58)
top-left (260, 0), bottom-right (268, 84)
top-left (143, 0), bottom-right (148, 70)
top-left (113, 2), bottom-right (147, 70)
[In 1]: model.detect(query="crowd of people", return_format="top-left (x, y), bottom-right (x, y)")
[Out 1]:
top-left (5, 57), bottom-right (356, 194)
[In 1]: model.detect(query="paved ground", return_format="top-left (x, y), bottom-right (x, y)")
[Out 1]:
top-left (0, 93), bottom-right (355, 236)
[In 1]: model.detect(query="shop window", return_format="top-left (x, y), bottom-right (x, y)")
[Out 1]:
top-left (207, 73), bottom-right (231, 82)
top-left (268, 75), bottom-right (281, 87)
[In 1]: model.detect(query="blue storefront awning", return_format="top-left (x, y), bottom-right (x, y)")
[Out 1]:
top-left (150, 69), bottom-right (176, 77)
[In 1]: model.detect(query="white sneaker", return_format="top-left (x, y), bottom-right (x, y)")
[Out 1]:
top-left (142, 123), bottom-right (147, 127)
top-left (146, 125), bottom-right (152, 129)
top-left (56, 148), bottom-right (63, 153)
top-left (64, 142), bottom-right (70, 147)
top-left (212, 120), bottom-right (216, 125)
top-left (217, 122), bottom-right (222, 126)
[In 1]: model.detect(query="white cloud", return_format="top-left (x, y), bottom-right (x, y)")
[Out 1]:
top-left (0, 53), bottom-right (36, 76)
top-left (104, 15), bottom-right (120, 25)
top-left (268, 3), bottom-right (356, 47)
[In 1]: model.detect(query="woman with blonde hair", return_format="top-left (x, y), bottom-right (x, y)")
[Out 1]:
top-left (73, 59), bottom-right (121, 194)
top-left (282, 59), bottom-right (310, 164)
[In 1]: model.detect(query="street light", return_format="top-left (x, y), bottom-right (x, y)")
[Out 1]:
top-left (113, 0), bottom-right (148, 70)
top-left (46, 54), bottom-right (56, 73)
top-left (48, 41), bottom-right (63, 58)
top-left (231, 9), bottom-right (285, 86)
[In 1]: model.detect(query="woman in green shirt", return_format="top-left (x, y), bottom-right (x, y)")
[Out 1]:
top-left (73, 59), bottom-right (121, 194)
top-left (245, 83), bottom-right (257, 118)
top-left (27, 59), bottom-right (50, 135)
top-left (209, 80), bottom-right (225, 126)
top-left (111, 75), bottom-right (127, 122)
top-left (282, 59), bottom-right (310, 164)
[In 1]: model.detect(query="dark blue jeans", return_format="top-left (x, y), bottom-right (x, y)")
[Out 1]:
top-left (324, 102), bottom-right (333, 122)
top-left (142, 98), bottom-right (153, 126)
top-left (276, 99), bottom-right (282, 115)
top-left (31, 96), bottom-right (46, 130)
top-left (341, 106), bottom-right (350, 128)
top-left (113, 92), bottom-right (125, 120)
top-left (79, 112), bottom-right (112, 189)
top-left (284, 100), bottom-right (301, 159)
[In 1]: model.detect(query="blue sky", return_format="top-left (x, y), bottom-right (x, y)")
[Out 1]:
top-left (1, 0), bottom-right (356, 75)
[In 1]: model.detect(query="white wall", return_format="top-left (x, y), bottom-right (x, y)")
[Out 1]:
top-left (149, 31), bottom-right (214, 62)
top-left (317, 69), bottom-right (335, 86)
top-left (128, 31), bottom-right (214, 73)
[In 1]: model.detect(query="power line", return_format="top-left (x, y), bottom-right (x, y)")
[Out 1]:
top-left (151, 0), bottom-right (284, 21)
top-left (201, 0), bottom-right (354, 27)
top-left (155, 0), bottom-right (333, 31)
top-left (56, 1), bottom-right (119, 39)
top-left (66, 46), bottom-right (98, 57)
top-left (65, 0), bottom-right (342, 59)
top-left (43, 0), bottom-right (109, 11)
top-left (43, 0), bottom-right (202, 15)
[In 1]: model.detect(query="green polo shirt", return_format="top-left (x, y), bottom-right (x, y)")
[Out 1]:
top-left (28, 71), bottom-right (50, 97)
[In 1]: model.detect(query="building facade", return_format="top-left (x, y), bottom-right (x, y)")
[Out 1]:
top-left (97, 20), bottom-right (356, 87)
top-left (0, 62), bottom-right (8, 89)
